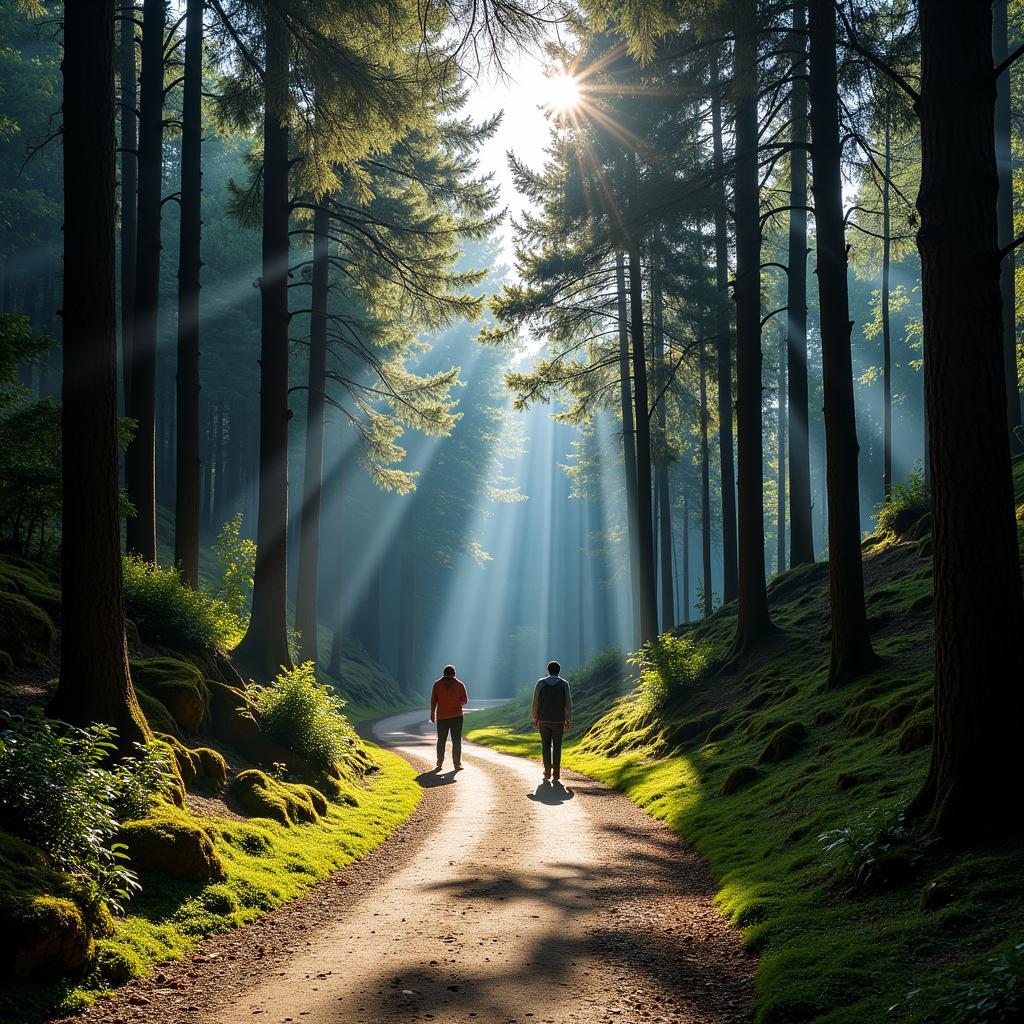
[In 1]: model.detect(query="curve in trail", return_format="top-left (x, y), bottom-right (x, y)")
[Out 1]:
top-left (76, 708), bottom-right (754, 1024)
top-left (213, 708), bottom-right (754, 1024)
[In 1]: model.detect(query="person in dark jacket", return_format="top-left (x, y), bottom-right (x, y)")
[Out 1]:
top-left (531, 661), bottom-right (572, 783)
top-left (430, 665), bottom-right (468, 770)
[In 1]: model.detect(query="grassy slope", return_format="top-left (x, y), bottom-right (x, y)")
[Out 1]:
top-left (467, 460), bottom-right (1024, 1024)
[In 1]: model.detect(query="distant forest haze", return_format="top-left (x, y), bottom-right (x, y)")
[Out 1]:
top-left (0, 0), bottom-right (1023, 969)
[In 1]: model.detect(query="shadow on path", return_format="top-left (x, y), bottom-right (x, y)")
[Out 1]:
top-left (415, 768), bottom-right (459, 788)
top-left (528, 781), bottom-right (575, 804)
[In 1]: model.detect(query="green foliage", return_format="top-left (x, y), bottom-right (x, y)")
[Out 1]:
top-left (212, 513), bottom-right (256, 622)
top-left (251, 663), bottom-right (358, 773)
top-left (122, 555), bottom-right (244, 652)
top-left (932, 942), bottom-right (1024, 1023)
top-left (819, 807), bottom-right (924, 893)
top-left (628, 633), bottom-right (718, 713)
top-left (875, 469), bottom-right (930, 535)
top-left (0, 712), bottom-right (172, 915)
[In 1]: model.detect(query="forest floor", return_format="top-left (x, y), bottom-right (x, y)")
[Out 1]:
top-left (57, 707), bottom-right (754, 1024)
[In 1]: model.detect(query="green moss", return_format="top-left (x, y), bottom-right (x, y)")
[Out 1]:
top-left (0, 590), bottom-right (55, 667)
top-left (231, 769), bottom-right (327, 826)
top-left (0, 649), bottom-right (12, 676)
top-left (119, 808), bottom-right (224, 882)
top-left (130, 657), bottom-right (210, 733)
top-left (0, 556), bottom-right (61, 619)
top-left (136, 690), bottom-right (180, 737)
top-left (467, 519), bottom-right (1024, 1024)
top-left (758, 721), bottom-right (807, 764)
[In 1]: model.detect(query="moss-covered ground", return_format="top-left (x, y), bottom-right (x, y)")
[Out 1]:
top-left (466, 467), bottom-right (1024, 1024)
top-left (0, 743), bottom-right (419, 1022)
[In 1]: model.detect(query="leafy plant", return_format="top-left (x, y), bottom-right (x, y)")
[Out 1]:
top-left (875, 468), bottom-right (930, 535)
top-left (628, 634), bottom-right (718, 714)
top-left (251, 662), bottom-right (358, 773)
top-left (0, 711), bottom-right (172, 914)
top-left (122, 554), bottom-right (244, 651)
top-left (819, 806), bottom-right (925, 893)
top-left (213, 512), bottom-right (256, 622)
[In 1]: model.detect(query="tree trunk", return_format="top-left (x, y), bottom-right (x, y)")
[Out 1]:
top-left (882, 109), bottom-right (893, 498)
top-left (908, 0), bottom-right (1024, 842)
top-left (50, 0), bottom-right (150, 749)
top-left (398, 531), bottom-right (416, 691)
top-left (730, 5), bottom-right (774, 654)
top-left (125, 0), bottom-right (163, 561)
top-left (174, 0), bottom-right (203, 586)
top-left (994, 0), bottom-right (1020, 451)
top-left (616, 254), bottom-right (641, 644)
top-left (808, 0), bottom-right (876, 686)
top-left (119, 7), bottom-right (137, 416)
top-left (627, 243), bottom-right (659, 643)
top-left (777, 330), bottom-right (787, 574)
top-left (652, 261), bottom-right (674, 628)
top-left (296, 202), bottom-right (330, 665)
top-left (710, 53), bottom-right (738, 602)
top-left (699, 339), bottom-right (713, 616)
top-left (787, 0), bottom-right (814, 567)
top-left (233, 20), bottom-right (294, 681)
top-left (682, 493), bottom-right (690, 623)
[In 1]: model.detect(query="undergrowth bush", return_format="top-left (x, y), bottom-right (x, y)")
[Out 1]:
top-left (213, 512), bottom-right (256, 623)
top-left (0, 711), bottom-right (172, 913)
top-left (875, 468), bottom-right (930, 535)
top-left (818, 806), bottom-right (925, 893)
top-left (122, 554), bottom-right (244, 651)
top-left (629, 634), bottom-right (718, 714)
top-left (251, 662), bottom-right (358, 772)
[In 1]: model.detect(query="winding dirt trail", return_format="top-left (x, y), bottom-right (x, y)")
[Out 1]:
top-left (76, 708), bottom-right (754, 1024)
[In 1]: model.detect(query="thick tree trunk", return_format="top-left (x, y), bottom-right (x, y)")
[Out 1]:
top-left (730, 6), bottom-right (774, 654)
top-left (616, 254), bottom-right (641, 644)
top-left (125, 0), bottom-right (163, 561)
top-left (699, 340), bottom-right (713, 616)
top-left (882, 112), bottom-right (893, 498)
top-left (994, 0), bottom-right (1021, 450)
top-left (296, 203), bottom-right (330, 665)
top-left (233, 21), bottom-right (294, 681)
top-left (50, 0), bottom-right (150, 749)
top-left (652, 263), bottom-right (674, 628)
top-left (627, 243), bottom-right (659, 643)
top-left (681, 493), bottom-right (690, 623)
top-left (787, 0), bottom-right (814, 566)
top-left (119, 7), bottom-right (137, 416)
top-left (710, 54), bottom-right (738, 602)
top-left (909, 0), bottom-right (1024, 842)
top-left (174, 0), bottom-right (203, 586)
top-left (808, 0), bottom-right (876, 686)
top-left (777, 331), bottom-right (787, 574)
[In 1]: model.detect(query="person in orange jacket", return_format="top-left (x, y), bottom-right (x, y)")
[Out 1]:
top-left (430, 665), bottom-right (469, 770)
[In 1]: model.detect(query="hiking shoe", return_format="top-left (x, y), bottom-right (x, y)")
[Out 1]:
top-left (454, 763), bottom-right (463, 770)
top-left (435, 762), bottom-right (443, 770)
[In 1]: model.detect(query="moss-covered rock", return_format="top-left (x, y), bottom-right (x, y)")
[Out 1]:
top-left (898, 714), bottom-right (933, 754)
top-left (136, 689), bottom-right (181, 737)
top-left (195, 747), bottom-right (228, 790)
top-left (119, 810), bottom-right (224, 882)
top-left (758, 721), bottom-right (807, 764)
top-left (130, 657), bottom-right (210, 733)
top-left (721, 764), bottom-right (761, 796)
top-left (0, 833), bottom-right (94, 980)
top-left (0, 590), bottom-right (55, 666)
top-left (230, 770), bottom-right (327, 826)
top-left (0, 556), bottom-right (61, 620)
top-left (0, 650), bottom-right (12, 676)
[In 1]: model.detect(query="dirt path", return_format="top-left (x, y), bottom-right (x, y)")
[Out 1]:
top-left (76, 709), bottom-right (754, 1024)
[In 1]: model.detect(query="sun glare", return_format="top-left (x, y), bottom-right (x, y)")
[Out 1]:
top-left (543, 72), bottom-right (581, 114)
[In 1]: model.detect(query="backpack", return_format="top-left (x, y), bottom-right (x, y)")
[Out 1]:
top-left (536, 679), bottom-right (567, 723)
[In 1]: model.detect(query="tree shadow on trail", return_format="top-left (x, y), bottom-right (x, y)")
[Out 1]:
top-left (415, 768), bottom-right (458, 787)
top-left (528, 781), bottom-right (575, 804)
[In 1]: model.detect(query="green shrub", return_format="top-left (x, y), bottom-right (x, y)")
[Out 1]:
top-left (628, 634), bottom-right (718, 714)
top-left (122, 554), bottom-right (243, 651)
top-left (875, 468), bottom-right (930, 535)
top-left (213, 512), bottom-right (256, 623)
top-left (251, 662), bottom-right (358, 773)
top-left (0, 711), bottom-right (173, 914)
top-left (818, 806), bottom-right (926, 894)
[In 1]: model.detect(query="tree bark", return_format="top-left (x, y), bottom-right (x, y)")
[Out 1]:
top-left (652, 260), bottom-right (674, 628)
top-left (881, 109), bottom-right (893, 498)
top-left (616, 253), bottom-right (641, 644)
top-left (627, 243), bottom-right (659, 643)
top-left (730, 4), bottom-right (774, 654)
top-left (174, 0), bottom-right (203, 586)
top-left (908, 0), bottom-right (1024, 842)
top-left (50, 0), bottom-right (150, 749)
top-left (787, 0), bottom-right (814, 567)
top-left (710, 53), bottom-right (738, 602)
top-left (808, 0), bottom-right (876, 686)
top-left (296, 203), bottom-right (330, 665)
top-left (233, 19), bottom-right (294, 681)
top-left (993, 0), bottom-right (1021, 451)
top-left (699, 339), bottom-right (713, 616)
top-left (125, 0), bottom-right (163, 561)
top-left (119, 6), bottom-right (137, 417)
top-left (777, 330), bottom-right (787, 574)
